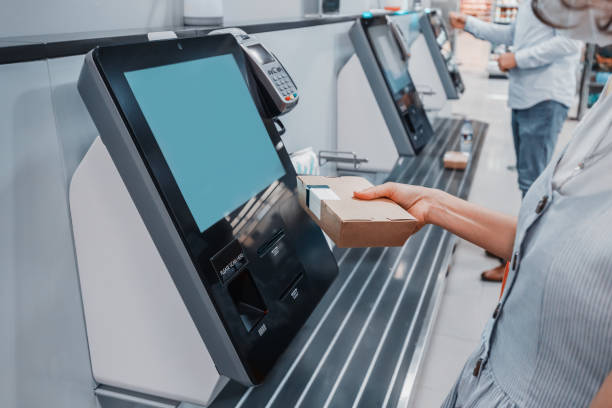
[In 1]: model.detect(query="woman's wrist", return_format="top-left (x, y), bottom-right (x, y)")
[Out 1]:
top-left (422, 188), bottom-right (450, 226)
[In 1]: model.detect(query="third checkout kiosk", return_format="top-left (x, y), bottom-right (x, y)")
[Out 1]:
top-left (337, 10), bottom-right (468, 173)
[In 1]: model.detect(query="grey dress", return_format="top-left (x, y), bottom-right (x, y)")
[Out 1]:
top-left (442, 80), bottom-right (612, 408)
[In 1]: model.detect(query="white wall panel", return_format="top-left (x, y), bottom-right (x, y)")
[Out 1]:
top-left (257, 23), bottom-right (354, 156)
top-left (0, 0), bottom-right (182, 37)
top-left (1, 0), bottom-right (376, 39)
top-left (47, 55), bottom-right (99, 183)
top-left (0, 59), bottom-right (97, 408)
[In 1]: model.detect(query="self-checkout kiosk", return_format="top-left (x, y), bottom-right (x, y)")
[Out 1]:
top-left (69, 34), bottom-right (338, 406)
top-left (391, 10), bottom-right (464, 107)
top-left (416, 10), bottom-right (465, 99)
top-left (337, 11), bottom-right (465, 173)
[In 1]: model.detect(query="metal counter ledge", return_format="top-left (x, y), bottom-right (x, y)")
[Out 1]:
top-left (211, 117), bottom-right (486, 408)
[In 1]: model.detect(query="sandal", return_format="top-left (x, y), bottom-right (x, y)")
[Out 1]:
top-left (481, 264), bottom-right (506, 282)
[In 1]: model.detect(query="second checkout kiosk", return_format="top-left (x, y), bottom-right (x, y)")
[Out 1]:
top-left (338, 10), bottom-right (469, 174)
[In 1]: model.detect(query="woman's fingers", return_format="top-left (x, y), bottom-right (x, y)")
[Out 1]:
top-left (353, 183), bottom-right (396, 200)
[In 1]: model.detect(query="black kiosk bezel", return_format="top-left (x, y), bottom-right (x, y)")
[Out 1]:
top-left (92, 36), bottom-right (294, 259)
top-left (79, 34), bottom-right (338, 385)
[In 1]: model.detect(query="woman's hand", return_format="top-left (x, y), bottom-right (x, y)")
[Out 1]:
top-left (354, 182), bottom-right (517, 260)
top-left (353, 182), bottom-right (444, 231)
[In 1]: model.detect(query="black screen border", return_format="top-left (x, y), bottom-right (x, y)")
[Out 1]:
top-left (92, 34), bottom-right (297, 268)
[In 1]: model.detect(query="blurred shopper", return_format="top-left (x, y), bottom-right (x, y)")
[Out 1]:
top-left (355, 0), bottom-right (612, 404)
top-left (450, 3), bottom-right (581, 281)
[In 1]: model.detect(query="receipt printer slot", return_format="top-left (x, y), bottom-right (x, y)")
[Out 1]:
top-left (257, 229), bottom-right (285, 258)
top-left (228, 269), bottom-right (268, 332)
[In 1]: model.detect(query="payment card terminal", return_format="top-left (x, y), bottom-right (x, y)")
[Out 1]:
top-left (210, 28), bottom-right (299, 117)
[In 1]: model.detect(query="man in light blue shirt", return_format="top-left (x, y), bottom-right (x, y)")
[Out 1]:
top-left (450, 3), bottom-right (581, 197)
top-left (450, 2), bottom-right (581, 281)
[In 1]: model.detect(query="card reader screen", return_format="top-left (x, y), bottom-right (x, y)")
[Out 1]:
top-left (247, 44), bottom-right (275, 65)
top-left (125, 54), bottom-right (286, 233)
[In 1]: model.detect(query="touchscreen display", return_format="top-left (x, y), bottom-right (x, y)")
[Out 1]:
top-left (368, 24), bottom-right (422, 113)
top-left (247, 44), bottom-right (275, 65)
top-left (125, 54), bottom-right (286, 233)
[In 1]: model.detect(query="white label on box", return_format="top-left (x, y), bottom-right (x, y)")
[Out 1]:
top-left (309, 187), bottom-right (340, 219)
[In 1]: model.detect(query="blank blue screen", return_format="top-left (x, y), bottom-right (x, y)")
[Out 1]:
top-left (125, 54), bottom-right (286, 232)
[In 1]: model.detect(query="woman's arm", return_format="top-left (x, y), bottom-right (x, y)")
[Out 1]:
top-left (354, 183), bottom-right (517, 260)
top-left (591, 371), bottom-right (612, 408)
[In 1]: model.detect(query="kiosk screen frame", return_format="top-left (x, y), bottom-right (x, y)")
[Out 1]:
top-left (91, 36), bottom-right (297, 258)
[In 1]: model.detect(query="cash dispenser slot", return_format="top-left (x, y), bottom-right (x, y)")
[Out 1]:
top-left (228, 268), bottom-right (268, 332)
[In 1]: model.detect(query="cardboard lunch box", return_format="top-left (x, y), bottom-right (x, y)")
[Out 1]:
top-left (296, 175), bottom-right (419, 248)
top-left (443, 151), bottom-right (470, 170)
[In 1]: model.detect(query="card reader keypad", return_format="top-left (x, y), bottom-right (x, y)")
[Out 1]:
top-left (267, 66), bottom-right (297, 101)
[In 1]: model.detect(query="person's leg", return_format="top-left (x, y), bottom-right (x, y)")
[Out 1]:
top-left (515, 100), bottom-right (569, 196)
top-left (511, 109), bottom-right (520, 168)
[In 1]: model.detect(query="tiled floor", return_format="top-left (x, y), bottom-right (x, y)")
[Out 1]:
top-left (409, 33), bottom-right (578, 407)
